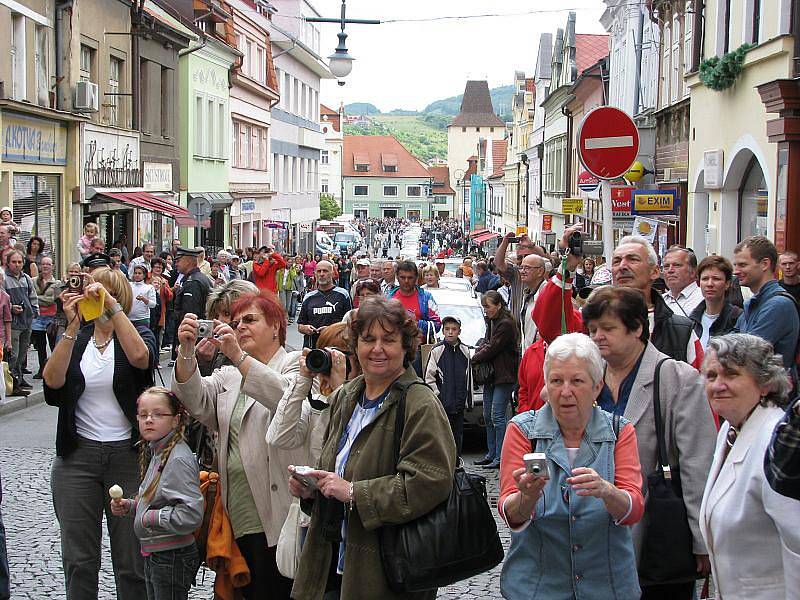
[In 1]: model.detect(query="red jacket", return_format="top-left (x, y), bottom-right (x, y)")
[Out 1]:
top-left (252, 253), bottom-right (287, 292)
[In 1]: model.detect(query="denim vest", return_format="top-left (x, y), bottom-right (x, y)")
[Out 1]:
top-left (500, 405), bottom-right (640, 600)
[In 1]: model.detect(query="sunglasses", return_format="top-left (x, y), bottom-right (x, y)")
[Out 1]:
top-left (229, 314), bottom-right (261, 329)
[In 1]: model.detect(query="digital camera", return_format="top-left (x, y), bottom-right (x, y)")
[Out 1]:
top-left (197, 320), bottom-right (216, 338)
top-left (523, 452), bottom-right (550, 479)
top-left (67, 274), bottom-right (84, 293)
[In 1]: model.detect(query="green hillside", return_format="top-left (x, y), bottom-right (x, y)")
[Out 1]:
top-left (344, 115), bottom-right (447, 164)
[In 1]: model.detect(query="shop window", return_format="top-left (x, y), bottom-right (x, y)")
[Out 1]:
top-left (739, 157), bottom-right (768, 240)
top-left (12, 174), bottom-right (61, 266)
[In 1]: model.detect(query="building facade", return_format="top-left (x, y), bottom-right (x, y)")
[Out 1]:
top-left (526, 33), bottom-right (553, 243)
top-left (687, 0), bottom-right (796, 257)
top-left (320, 103), bottom-right (343, 207)
top-left (503, 72), bottom-right (535, 236)
top-left (428, 165), bottom-right (455, 218)
top-left (268, 0), bottom-right (331, 255)
top-left (343, 135), bottom-right (434, 220)
top-left (228, 0), bottom-right (280, 252)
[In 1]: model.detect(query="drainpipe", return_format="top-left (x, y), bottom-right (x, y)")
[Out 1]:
top-left (562, 103), bottom-right (574, 197)
top-left (633, 4), bottom-right (644, 116)
top-left (131, 19), bottom-right (140, 130)
top-left (55, 0), bottom-right (73, 111)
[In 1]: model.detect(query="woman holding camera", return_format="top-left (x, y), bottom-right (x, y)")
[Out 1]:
top-left (43, 267), bottom-right (157, 600)
top-left (499, 333), bottom-right (645, 599)
top-left (172, 290), bottom-right (303, 599)
top-left (289, 296), bottom-right (456, 600)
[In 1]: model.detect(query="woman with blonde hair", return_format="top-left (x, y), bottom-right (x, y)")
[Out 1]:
top-left (44, 266), bottom-right (157, 599)
top-left (421, 266), bottom-right (440, 289)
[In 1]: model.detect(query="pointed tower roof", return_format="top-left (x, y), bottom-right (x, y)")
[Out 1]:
top-left (450, 80), bottom-right (505, 128)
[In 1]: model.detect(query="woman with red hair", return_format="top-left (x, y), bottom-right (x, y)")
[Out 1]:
top-left (172, 290), bottom-right (303, 599)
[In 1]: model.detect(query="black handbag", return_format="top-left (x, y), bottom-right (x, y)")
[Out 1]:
top-left (472, 361), bottom-right (495, 386)
top-left (638, 358), bottom-right (698, 586)
top-left (379, 383), bottom-right (504, 592)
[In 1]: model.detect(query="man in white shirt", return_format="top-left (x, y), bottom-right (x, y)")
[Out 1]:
top-left (128, 243), bottom-right (155, 280)
top-left (662, 246), bottom-right (704, 317)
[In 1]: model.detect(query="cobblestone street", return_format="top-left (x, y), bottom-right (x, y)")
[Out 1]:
top-left (0, 357), bottom-right (506, 599)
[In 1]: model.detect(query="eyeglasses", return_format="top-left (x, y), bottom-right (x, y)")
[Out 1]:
top-left (519, 265), bottom-right (544, 271)
top-left (229, 314), bottom-right (261, 329)
top-left (136, 412), bottom-right (176, 421)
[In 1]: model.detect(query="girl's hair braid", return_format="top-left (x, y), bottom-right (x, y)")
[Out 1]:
top-left (137, 386), bottom-right (188, 503)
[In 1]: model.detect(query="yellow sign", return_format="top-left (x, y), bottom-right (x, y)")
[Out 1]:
top-left (633, 191), bottom-right (676, 215)
top-left (516, 225), bottom-right (527, 235)
top-left (624, 161), bottom-right (646, 182)
top-left (562, 198), bottom-right (584, 214)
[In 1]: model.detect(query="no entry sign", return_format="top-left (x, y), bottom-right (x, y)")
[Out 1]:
top-left (577, 107), bottom-right (640, 180)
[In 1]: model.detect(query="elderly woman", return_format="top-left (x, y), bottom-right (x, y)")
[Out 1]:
top-left (583, 286), bottom-right (717, 598)
top-left (289, 296), bottom-right (456, 600)
top-left (173, 290), bottom-right (302, 599)
top-left (499, 333), bottom-right (644, 599)
top-left (43, 267), bottom-right (157, 599)
top-left (421, 266), bottom-right (440, 289)
top-left (699, 334), bottom-right (800, 599)
top-left (473, 290), bottom-right (519, 469)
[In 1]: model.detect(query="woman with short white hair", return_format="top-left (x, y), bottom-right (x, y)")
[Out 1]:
top-left (499, 332), bottom-right (645, 599)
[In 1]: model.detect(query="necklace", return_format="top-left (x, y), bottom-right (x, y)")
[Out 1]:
top-left (92, 335), bottom-right (112, 350)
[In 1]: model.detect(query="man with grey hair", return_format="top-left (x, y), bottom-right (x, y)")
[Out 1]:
top-left (128, 242), bottom-right (155, 280)
top-left (612, 235), bottom-right (703, 369)
top-left (662, 246), bottom-right (703, 316)
top-left (519, 253), bottom-right (548, 352)
top-left (381, 259), bottom-right (397, 293)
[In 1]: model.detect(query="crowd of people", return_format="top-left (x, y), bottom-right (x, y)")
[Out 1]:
top-left (0, 212), bottom-right (799, 600)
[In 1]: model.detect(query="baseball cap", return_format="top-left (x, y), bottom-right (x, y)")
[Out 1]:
top-left (441, 315), bottom-right (461, 327)
top-left (356, 258), bottom-right (371, 266)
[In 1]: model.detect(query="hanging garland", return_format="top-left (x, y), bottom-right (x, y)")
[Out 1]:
top-left (699, 44), bottom-right (754, 91)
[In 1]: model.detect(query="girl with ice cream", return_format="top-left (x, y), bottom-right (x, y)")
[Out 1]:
top-left (110, 386), bottom-right (203, 600)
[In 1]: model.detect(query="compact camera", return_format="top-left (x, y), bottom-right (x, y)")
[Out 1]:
top-left (196, 320), bottom-right (216, 338)
top-left (291, 466), bottom-right (318, 490)
top-left (67, 274), bottom-right (85, 293)
top-left (523, 452), bottom-right (550, 479)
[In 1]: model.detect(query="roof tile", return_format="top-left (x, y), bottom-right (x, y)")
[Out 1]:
top-left (575, 34), bottom-right (609, 75)
top-left (343, 136), bottom-right (432, 178)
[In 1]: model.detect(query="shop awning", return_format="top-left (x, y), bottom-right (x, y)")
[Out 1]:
top-left (469, 228), bottom-right (490, 238)
top-left (95, 191), bottom-right (189, 218)
top-left (474, 231), bottom-right (500, 244)
top-left (188, 192), bottom-right (234, 209)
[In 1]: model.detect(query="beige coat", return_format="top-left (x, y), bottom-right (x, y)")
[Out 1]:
top-left (172, 347), bottom-right (302, 546)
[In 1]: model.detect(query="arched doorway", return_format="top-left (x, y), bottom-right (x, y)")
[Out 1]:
top-left (738, 156), bottom-right (768, 240)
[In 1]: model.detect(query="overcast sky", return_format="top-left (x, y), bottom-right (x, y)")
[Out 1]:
top-left (314, 0), bottom-right (608, 112)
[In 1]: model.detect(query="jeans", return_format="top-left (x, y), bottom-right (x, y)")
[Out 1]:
top-left (0, 471), bottom-right (9, 600)
top-left (482, 383), bottom-right (514, 464)
top-left (51, 437), bottom-right (146, 600)
top-left (288, 292), bottom-right (300, 320)
top-left (144, 544), bottom-right (199, 600)
top-left (8, 328), bottom-right (31, 387)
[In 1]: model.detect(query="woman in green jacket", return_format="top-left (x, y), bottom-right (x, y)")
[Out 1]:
top-left (289, 295), bottom-right (456, 600)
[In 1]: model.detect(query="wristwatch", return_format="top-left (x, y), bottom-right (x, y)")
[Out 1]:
top-left (97, 302), bottom-right (124, 324)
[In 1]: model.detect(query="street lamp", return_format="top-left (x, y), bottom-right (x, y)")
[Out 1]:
top-left (306, 1), bottom-right (380, 80)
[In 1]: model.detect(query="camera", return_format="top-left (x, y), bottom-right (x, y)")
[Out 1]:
top-left (67, 274), bottom-right (84, 293)
top-left (197, 320), bottom-right (216, 338)
top-left (306, 347), bottom-right (350, 375)
top-left (291, 465), bottom-right (318, 490)
top-left (567, 232), bottom-right (604, 256)
top-left (507, 236), bottom-right (521, 244)
top-left (523, 452), bottom-right (550, 479)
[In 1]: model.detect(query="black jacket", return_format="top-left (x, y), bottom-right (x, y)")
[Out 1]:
top-left (472, 314), bottom-right (520, 385)
top-left (689, 300), bottom-right (743, 340)
top-left (174, 267), bottom-right (211, 320)
top-left (44, 323), bottom-right (157, 457)
top-left (650, 289), bottom-right (695, 364)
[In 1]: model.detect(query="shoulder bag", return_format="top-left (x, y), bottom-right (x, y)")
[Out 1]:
top-left (471, 322), bottom-right (495, 386)
top-left (638, 358), bottom-right (698, 586)
top-left (379, 382), bottom-right (504, 592)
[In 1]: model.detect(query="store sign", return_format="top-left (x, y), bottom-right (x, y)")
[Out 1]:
top-left (83, 125), bottom-right (141, 188)
top-left (704, 149), bottom-right (724, 189)
top-left (562, 198), bottom-right (584, 214)
top-left (611, 186), bottom-right (633, 215)
top-left (577, 171), bottom-right (600, 192)
top-left (632, 216), bottom-right (659, 242)
top-left (2, 112), bottom-right (67, 165)
top-left (241, 199), bottom-right (256, 213)
top-left (263, 220), bottom-right (287, 229)
top-left (299, 222), bottom-right (313, 232)
top-left (632, 190), bottom-right (678, 215)
top-left (542, 214), bottom-right (553, 231)
top-left (142, 162), bottom-right (173, 192)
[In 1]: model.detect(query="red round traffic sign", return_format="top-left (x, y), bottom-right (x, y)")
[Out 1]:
top-left (577, 106), bottom-right (640, 180)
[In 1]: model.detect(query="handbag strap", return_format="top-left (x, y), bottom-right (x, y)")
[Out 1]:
top-left (652, 358), bottom-right (672, 479)
top-left (391, 381), bottom-right (427, 462)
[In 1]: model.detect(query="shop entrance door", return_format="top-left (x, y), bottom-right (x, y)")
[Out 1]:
top-left (382, 209), bottom-right (398, 218)
top-left (354, 209), bottom-right (367, 219)
top-left (12, 174), bottom-right (60, 263)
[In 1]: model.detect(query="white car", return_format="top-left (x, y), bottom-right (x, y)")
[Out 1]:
top-left (436, 277), bottom-right (474, 295)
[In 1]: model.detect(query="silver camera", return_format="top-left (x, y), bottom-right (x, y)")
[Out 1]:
top-left (523, 452), bottom-right (550, 479)
top-left (291, 465), bottom-right (318, 490)
top-left (197, 320), bottom-right (215, 338)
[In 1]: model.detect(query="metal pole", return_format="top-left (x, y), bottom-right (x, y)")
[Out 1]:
top-left (601, 179), bottom-right (614, 264)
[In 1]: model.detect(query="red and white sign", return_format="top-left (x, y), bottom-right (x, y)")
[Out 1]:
top-left (542, 214), bottom-right (553, 232)
top-left (577, 170), bottom-right (600, 192)
top-left (577, 106), bottom-right (640, 180)
top-left (611, 186), bottom-right (633, 214)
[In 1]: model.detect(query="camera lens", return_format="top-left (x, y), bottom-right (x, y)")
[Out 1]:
top-left (531, 465), bottom-right (541, 474)
top-left (306, 349), bottom-right (332, 374)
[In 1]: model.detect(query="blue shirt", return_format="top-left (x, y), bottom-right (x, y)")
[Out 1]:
top-left (597, 351), bottom-right (645, 417)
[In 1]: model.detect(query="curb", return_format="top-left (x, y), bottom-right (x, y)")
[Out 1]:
top-left (0, 388), bottom-right (45, 417)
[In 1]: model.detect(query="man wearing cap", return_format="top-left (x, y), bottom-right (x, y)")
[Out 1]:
top-left (170, 247), bottom-right (211, 365)
top-left (435, 259), bottom-right (446, 278)
top-left (350, 257), bottom-right (371, 301)
top-left (228, 254), bottom-right (245, 280)
top-left (424, 315), bottom-right (472, 455)
top-left (81, 252), bottom-right (112, 273)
